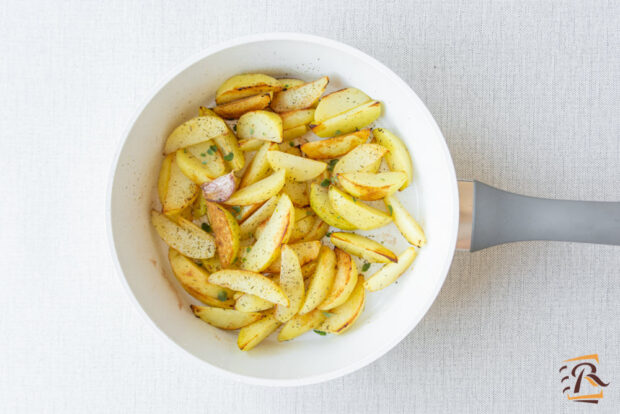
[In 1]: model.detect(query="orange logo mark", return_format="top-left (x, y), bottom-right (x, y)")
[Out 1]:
top-left (560, 354), bottom-right (609, 404)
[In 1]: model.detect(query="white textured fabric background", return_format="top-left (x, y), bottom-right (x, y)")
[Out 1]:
top-left (1, 1), bottom-right (619, 412)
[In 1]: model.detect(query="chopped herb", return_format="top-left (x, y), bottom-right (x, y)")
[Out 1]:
top-left (289, 141), bottom-right (295, 147)
top-left (231, 206), bottom-right (241, 213)
top-left (201, 223), bottom-right (212, 233)
top-left (217, 290), bottom-right (228, 301)
top-left (313, 330), bottom-right (327, 336)
top-left (210, 145), bottom-right (218, 152)
top-left (307, 210), bottom-right (313, 216)
top-left (362, 263), bottom-right (371, 272)
top-left (246, 247), bottom-right (251, 252)
top-left (200, 152), bottom-right (206, 157)
top-left (320, 179), bottom-right (331, 187)
top-left (250, 128), bottom-right (254, 135)
top-left (327, 159), bottom-right (339, 171)
top-left (207, 148), bottom-right (214, 155)
top-left (202, 161), bottom-right (207, 165)
top-left (183, 149), bottom-right (187, 153)
top-left (223, 152), bottom-right (234, 161)
top-left (387, 205), bottom-right (393, 215)
top-left (233, 125), bottom-right (237, 132)
top-left (335, 130), bottom-right (341, 135)
top-left (322, 311), bottom-right (334, 317)
top-left (352, 196), bottom-right (357, 203)
top-left (325, 232), bottom-right (332, 237)
top-left (284, 84), bottom-right (289, 88)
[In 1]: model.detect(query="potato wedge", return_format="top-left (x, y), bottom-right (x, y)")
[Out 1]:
top-left (191, 305), bottom-right (262, 329)
top-left (164, 116), bottom-right (229, 154)
top-left (237, 314), bottom-right (281, 351)
top-left (309, 183), bottom-right (356, 230)
top-left (234, 294), bottom-right (274, 313)
top-left (192, 192), bottom-right (207, 219)
top-left (152, 211), bottom-right (215, 259)
top-left (299, 245), bottom-right (337, 314)
top-left (274, 245), bottom-right (305, 322)
top-left (278, 141), bottom-right (303, 155)
top-left (300, 129), bottom-right (369, 159)
top-left (314, 87), bottom-right (372, 123)
top-left (271, 76), bottom-right (329, 113)
top-left (337, 172), bottom-right (406, 201)
top-left (364, 246), bottom-right (418, 291)
top-left (212, 131), bottom-right (245, 171)
top-left (300, 260), bottom-right (318, 278)
top-left (332, 143), bottom-right (387, 176)
top-left (209, 269), bottom-right (288, 306)
top-left (318, 248), bottom-right (358, 310)
top-left (161, 155), bottom-right (199, 215)
top-left (215, 73), bottom-right (281, 104)
top-left (213, 93), bottom-right (271, 119)
top-left (240, 141), bottom-right (277, 188)
top-left (280, 109), bottom-right (315, 130)
top-left (282, 125), bottom-right (309, 141)
top-left (200, 256), bottom-right (222, 273)
top-left (241, 194), bottom-right (294, 272)
top-left (200, 172), bottom-right (237, 202)
top-left (289, 215), bottom-right (315, 242)
top-left (238, 195), bottom-right (279, 239)
top-left (265, 241), bottom-right (321, 273)
top-left (385, 194), bottom-right (426, 247)
top-left (277, 78), bottom-right (305, 90)
top-left (158, 153), bottom-right (174, 204)
top-left (328, 186), bottom-right (392, 230)
top-left (235, 202), bottom-right (263, 222)
top-left (330, 232), bottom-right (397, 263)
top-left (373, 128), bottom-right (413, 190)
top-left (278, 309), bottom-right (326, 341)
top-left (237, 110), bottom-right (283, 143)
top-left (205, 202), bottom-right (240, 267)
top-left (282, 179), bottom-right (310, 207)
top-left (198, 106), bottom-right (217, 117)
top-left (300, 218), bottom-right (330, 242)
top-left (238, 138), bottom-right (264, 152)
top-left (319, 275), bottom-right (365, 334)
top-left (183, 139), bottom-right (227, 179)
top-left (267, 151), bottom-right (327, 182)
top-left (224, 170), bottom-right (286, 206)
top-left (168, 249), bottom-right (233, 306)
top-left (310, 100), bottom-right (381, 138)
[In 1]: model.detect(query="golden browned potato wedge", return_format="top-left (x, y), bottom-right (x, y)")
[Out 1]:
top-left (241, 194), bottom-right (294, 271)
top-left (191, 305), bottom-right (262, 329)
top-left (235, 294), bottom-right (274, 313)
top-left (319, 275), bottom-right (365, 334)
top-left (235, 202), bottom-right (263, 222)
top-left (164, 116), bottom-right (229, 154)
top-left (278, 309), bottom-right (326, 341)
top-left (265, 241), bottom-right (321, 273)
top-left (332, 143), bottom-right (387, 176)
top-left (300, 218), bottom-right (330, 242)
top-left (280, 109), bottom-right (315, 130)
top-left (168, 249), bottom-right (233, 307)
top-left (309, 183), bottom-right (357, 230)
top-left (328, 186), bottom-right (392, 230)
top-left (237, 110), bottom-right (283, 143)
top-left (180, 139), bottom-right (227, 180)
top-left (200, 256), bottom-right (222, 273)
top-left (267, 151), bottom-right (327, 182)
top-left (158, 154), bottom-right (174, 204)
top-left (373, 128), bottom-right (413, 190)
top-left (310, 100), bottom-right (381, 138)
top-left (336, 172), bottom-right (406, 201)
top-left (330, 232), bottom-right (397, 263)
top-left (213, 93), bottom-right (272, 119)
top-left (318, 248), bottom-right (358, 310)
top-left (277, 78), bottom-right (305, 90)
top-left (271, 76), bottom-right (329, 113)
top-left (237, 314), bottom-right (281, 351)
top-left (384, 194), bottom-right (426, 247)
top-left (363, 246), bottom-right (418, 291)
top-left (289, 215), bottom-right (315, 242)
top-left (278, 141), bottom-right (303, 155)
top-left (240, 141), bottom-right (277, 188)
top-left (313, 87), bottom-right (372, 123)
top-left (238, 138), bottom-right (264, 152)
top-left (192, 192), bottom-right (207, 219)
top-left (274, 245), bottom-right (305, 322)
top-left (238, 195), bottom-right (279, 239)
top-left (300, 129), bottom-right (369, 159)
top-left (209, 269), bottom-right (288, 305)
top-left (224, 170), bottom-right (286, 206)
top-left (152, 211), bottom-right (215, 259)
top-left (198, 106), bottom-right (217, 117)
top-left (299, 245), bottom-right (337, 314)
top-left (212, 131), bottom-right (245, 171)
top-left (282, 125), bottom-right (309, 141)
top-left (282, 179), bottom-right (310, 207)
top-left (205, 202), bottom-right (240, 267)
top-left (300, 260), bottom-right (318, 278)
top-left (215, 74), bottom-right (281, 105)
top-left (160, 154), bottom-right (199, 215)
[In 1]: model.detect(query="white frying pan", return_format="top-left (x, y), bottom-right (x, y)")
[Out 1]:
top-left (107, 33), bottom-right (620, 386)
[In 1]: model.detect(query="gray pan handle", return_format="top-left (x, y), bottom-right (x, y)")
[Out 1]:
top-left (458, 181), bottom-right (620, 252)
